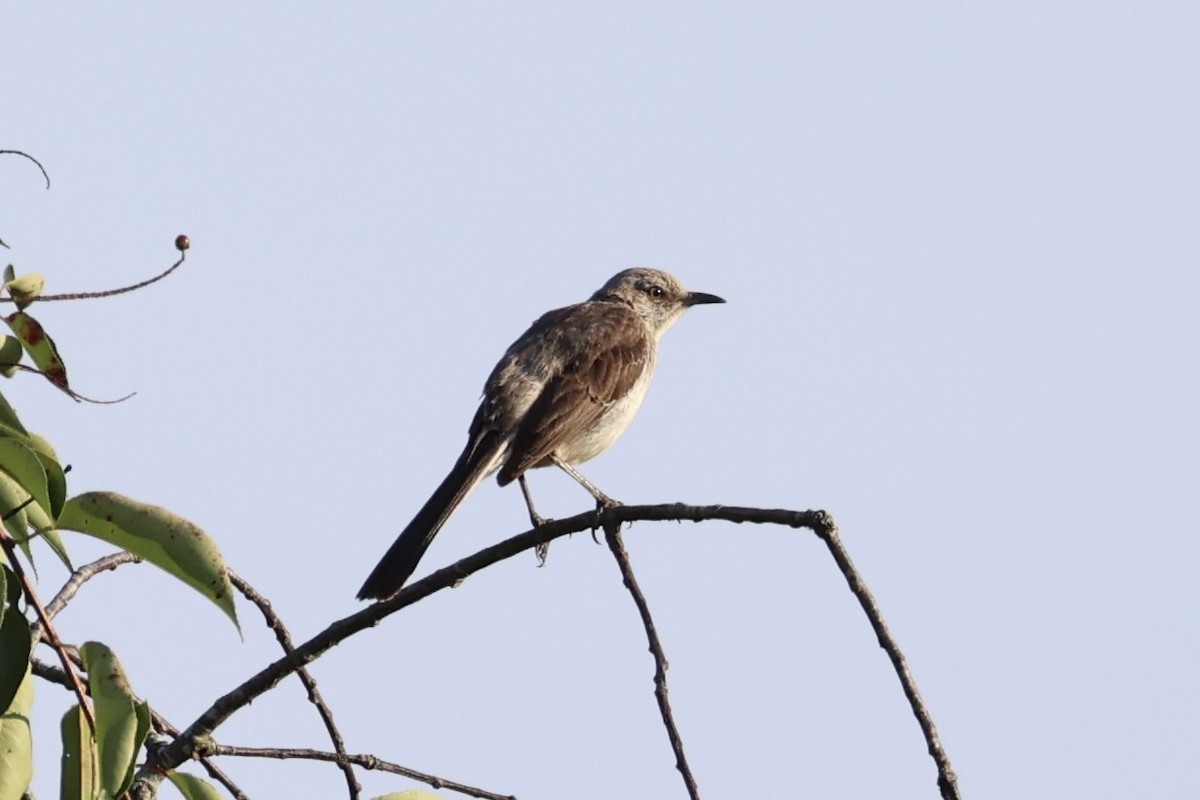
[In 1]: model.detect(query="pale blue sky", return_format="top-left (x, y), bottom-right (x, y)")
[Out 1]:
top-left (5, 4), bottom-right (1199, 799)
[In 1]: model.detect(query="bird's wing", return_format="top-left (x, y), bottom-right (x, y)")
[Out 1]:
top-left (496, 303), bottom-right (649, 483)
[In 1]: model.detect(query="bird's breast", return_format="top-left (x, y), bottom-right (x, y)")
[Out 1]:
top-left (553, 350), bottom-right (657, 464)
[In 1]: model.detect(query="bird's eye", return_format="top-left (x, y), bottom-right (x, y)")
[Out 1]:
top-left (648, 285), bottom-right (665, 298)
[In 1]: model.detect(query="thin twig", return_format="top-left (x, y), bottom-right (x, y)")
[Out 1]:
top-left (0, 499), bottom-right (96, 733)
top-left (603, 519), bottom-right (700, 799)
top-left (38, 551), bottom-right (142, 625)
top-left (811, 514), bottom-right (960, 800)
top-left (0, 363), bottom-right (136, 404)
top-left (229, 571), bottom-right (360, 799)
top-left (203, 743), bottom-right (516, 800)
top-left (0, 150), bottom-right (51, 188)
top-left (0, 248), bottom-right (187, 304)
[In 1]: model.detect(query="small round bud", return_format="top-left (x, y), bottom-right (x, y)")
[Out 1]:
top-left (175, 234), bottom-right (191, 252)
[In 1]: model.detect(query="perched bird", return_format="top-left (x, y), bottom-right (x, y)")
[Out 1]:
top-left (357, 268), bottom-right (724, 600)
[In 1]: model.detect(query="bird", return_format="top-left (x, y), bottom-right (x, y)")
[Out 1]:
top-left (357, 268), bottom-right (724, 600)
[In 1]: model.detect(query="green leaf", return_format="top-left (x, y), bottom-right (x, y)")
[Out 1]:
top-left (31, 529), bottom-right (72, 572)
top-left (372, 792), bottom-right (447, 800)
top-left (0, 337), bottom-right (20, 379)
top-left (0, 439), bottom-right (52, 523)
top-left (4, 311), bottom-right (69, 393)
top-left (4, 273), bottom-right (44, 312)
top-left (0, 469), bottom-right (31, 543)
top-left (3, 567), bottom-right (18, 607)
top-left (0, 664), bottom-right (33, 800)
top-left (166, 771), bottom-right (226, 800)
top-left (58, 493), bottom-right (238, 630)
top-left (0, 390), bottom-right (28, 438)
top-left (29, 433), bottom-right (67, 519)
top-left (80, 642), bottom-right (149, 798)
top-left (11, 436), bottom-right (72, 569)
top-left (60, 703), bottom-right (100, 800)
top-left (133, 700), bottom-right (152, 782)
top-left (0, 575), bottom-right (31, 715)
top-left (26, 508), bottom-right (72, 573)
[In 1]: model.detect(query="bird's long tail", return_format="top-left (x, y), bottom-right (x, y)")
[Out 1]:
top-left (357, 433), bottom-right (504, 600)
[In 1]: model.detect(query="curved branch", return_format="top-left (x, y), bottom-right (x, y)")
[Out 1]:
top-left (129, 503), bottom-right (957, 800)
top-left (0, 150), bottom-right (51, 188)
top-left (0, 363), bottom-right (137, 404)
top-left (138, 505), bottom-right (822, 782)
top-left (39, 551), bottom-right (142, 626)
top-left (134, 505), bottom-right (651, 783)
top-left (0, 245), bottom-right (187, 304)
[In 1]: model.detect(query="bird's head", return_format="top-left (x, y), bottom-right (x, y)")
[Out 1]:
top-left (591, 268), bottom-right (724, 336)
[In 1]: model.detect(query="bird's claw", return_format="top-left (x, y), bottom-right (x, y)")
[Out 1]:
top-left (591, 497), bottom-right (622, 543)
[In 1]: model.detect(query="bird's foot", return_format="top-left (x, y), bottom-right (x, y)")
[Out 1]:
top-left (591, 496), bottom-right (622, 543)
top-left (529, 511), bottom-right (553, 566)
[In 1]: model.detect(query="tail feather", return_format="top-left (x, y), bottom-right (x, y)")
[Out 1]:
top-left (357, 434), bottom-right (503, 600)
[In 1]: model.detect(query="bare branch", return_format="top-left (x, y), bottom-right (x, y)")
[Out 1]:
top-left (0, 150), bottom-right (51, 188)
top-left (0, 244), bottom-right (188, 304)
top-left (229, 571), bottom-right (360, 799)
top-left (603, 519), bottom-right (699, 799)
top-left (812, 516), bottom-right (961, 800)
top-left (130, 503), bottom-right (957, 800)
top-left (38, 551), bottom-right (142, 626)
top-left (140, 505), bottom-right (823, 780)
top-left (202, 743), bottom-right (515, 800)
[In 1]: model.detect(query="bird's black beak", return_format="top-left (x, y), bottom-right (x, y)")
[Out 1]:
top-left (684, 291), bottom-right (725, 307)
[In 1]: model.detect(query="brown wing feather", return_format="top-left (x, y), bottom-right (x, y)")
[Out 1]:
top-left (497, 303), bottom-right (648, 483)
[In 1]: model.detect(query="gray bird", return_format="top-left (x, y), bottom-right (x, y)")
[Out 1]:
top-left (358, 268), bottom-right (724, 600)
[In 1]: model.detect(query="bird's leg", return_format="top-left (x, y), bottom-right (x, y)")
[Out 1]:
top-left (518, 474), bottom-right (548, 528)
top-left (549, 455), bottom-right (620, 508)
top-left (548, 455), bottom-right (621, 543)
top-left (518, 474), bottom-right (553, 566)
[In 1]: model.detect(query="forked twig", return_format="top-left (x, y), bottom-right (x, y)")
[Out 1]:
top-left (149, 711), bottom-right (251, 800)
